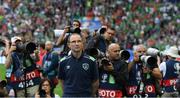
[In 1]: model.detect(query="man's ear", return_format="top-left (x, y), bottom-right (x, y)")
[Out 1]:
top-left (67, 42), bottom-right (71, 49)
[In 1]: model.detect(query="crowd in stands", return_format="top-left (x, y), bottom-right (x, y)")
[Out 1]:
top-left (0, 0), bottom-right (179, 50)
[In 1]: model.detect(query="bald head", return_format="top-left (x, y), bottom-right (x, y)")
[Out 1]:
top-left (45, 41), bottom-right (53, 51)
top-left (45, 41), bottom-right (53, 45)
top-left (107, 43), bottom-right (120, 60)
top-left (107, 43), bottom-right (120, 51)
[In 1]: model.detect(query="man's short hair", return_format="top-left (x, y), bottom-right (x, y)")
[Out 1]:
top-left (73, 20), bottom-right (81, 27)
top-left (68, 33), bottom-right (82, 43)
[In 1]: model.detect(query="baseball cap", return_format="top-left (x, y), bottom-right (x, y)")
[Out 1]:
top-left (11, 36), bottom-right (22, 43)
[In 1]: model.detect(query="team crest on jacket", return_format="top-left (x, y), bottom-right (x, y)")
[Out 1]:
top-left (82, 63), bottom-right (89, 71)
top-left (174, 63), bottom-right (180, 74)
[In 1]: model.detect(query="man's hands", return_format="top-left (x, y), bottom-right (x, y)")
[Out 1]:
top-left (142, 66), bottom-right (152, 74)
top-left (64, 26), bottom-right (70, 33)
top-left (133, 51), bottom-right (140, 62)
top-left (9, 44), bottom-right (16, 53)
top-left (103, 62), bottom-right (114, 72)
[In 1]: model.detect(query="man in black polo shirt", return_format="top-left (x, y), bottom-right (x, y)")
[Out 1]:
top-left (58, 33), bottom-right (99, 97)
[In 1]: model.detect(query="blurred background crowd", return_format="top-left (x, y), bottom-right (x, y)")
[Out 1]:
top-left (0, 0), bottom-right (179, 50)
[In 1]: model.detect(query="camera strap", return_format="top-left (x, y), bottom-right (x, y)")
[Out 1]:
top-left (12, 53), bottom-right (24, 71)
top-left (45, 52), bottom-right (52, 61)
top-left (62, 34), bottom-right (71, 54)
top-left (135, 63), bottom-right (145, 95)
top-left (136, 80), bottom-right (144, 95)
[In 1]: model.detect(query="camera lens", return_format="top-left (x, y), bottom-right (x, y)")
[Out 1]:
top-left (101, 59), bottom-right (110, 66)
top-left (39, 89), bottom-right (46, 97)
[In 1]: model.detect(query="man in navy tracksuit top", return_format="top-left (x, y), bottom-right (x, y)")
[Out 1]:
top-left (159, 46), bottom-right (180, 97)
top-left (58, 33), bottom-right (99, 97)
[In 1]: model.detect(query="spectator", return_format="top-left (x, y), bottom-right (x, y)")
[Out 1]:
top-left (0, 1), bottom-right (179, 50)
top-left (35, 78), bottom-right (60, 98)
top-left (58, 33), bottom-right (99, 97)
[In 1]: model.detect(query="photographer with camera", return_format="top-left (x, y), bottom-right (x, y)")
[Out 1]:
top-left (56, 20), bottom-right (81, 57)
top-left (35, 78), bottom-right (60, 98)
top-left (159, 46), bottom-right (180, 97)
top-left (86, 27), bottom-right (116, 53)
top-left (98, 43), bottom-right (129, 97)
top-left (5, 36), bottom-right (41, 97)
top-left (127, 44), bottom-right (162, 97)
top-left (41, 41), bottom-right (59, 91)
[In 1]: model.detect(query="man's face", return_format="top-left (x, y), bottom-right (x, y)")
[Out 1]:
top-left (108, 44), bottom-right (120, 60)
top-left (136, 45), bottom-right (146, 55)
top-left (134, 45), bottom-right (147, 62)
top-left (104, 28), bottom-right (115, 41)
top-left (68, 34), bottom-right (83, 52)
top-left (15, 40), bottom-right (24, 52)
top-left (45, 42), bottom-right (53, 51)
top-left (73, 21), bottom-right (80, 29)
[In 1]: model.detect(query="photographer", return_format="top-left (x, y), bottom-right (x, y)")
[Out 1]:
top-left (127, 44), bottom-right (162, 97)
top-left (56, 20), bottom-right (81, 57)
top-left (42, 41), bottom-right (59, 91)
top-left (159, 46), bottom-right (180, 97)
top-left (35, 78), bottom-right (60, 98)
top-left (98, 43), bottom-right (129, 97)
top-left (86, 27), bottom-right (116, 53)
top-left (5, 36), bottom-right (41, 97)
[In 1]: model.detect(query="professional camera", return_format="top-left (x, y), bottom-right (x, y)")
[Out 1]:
top-left (16, 42), bottom-right (37, 54)
top-left (0, 40), bottom-right (5, 47)
top-left (67, 27), bottom-right (81, 34)
top-left (0, 80), bottom-right (7, 97)
top-left (97, 27), bottom-right (107, 35)
top-left (140, 55), bottom-right (157, 69)
top-left (86, 48), bottom-right (105, 58)
top-left (39, 89), bottom-right (46, 97)
top-left (147, 48), bottom-right (164, 57)
top-left (120, 50), bottom-right (130, 61)
top-left (101, 58), bottom-right (111, 66)
top-left (0, 80), bottom-right (7, 88)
